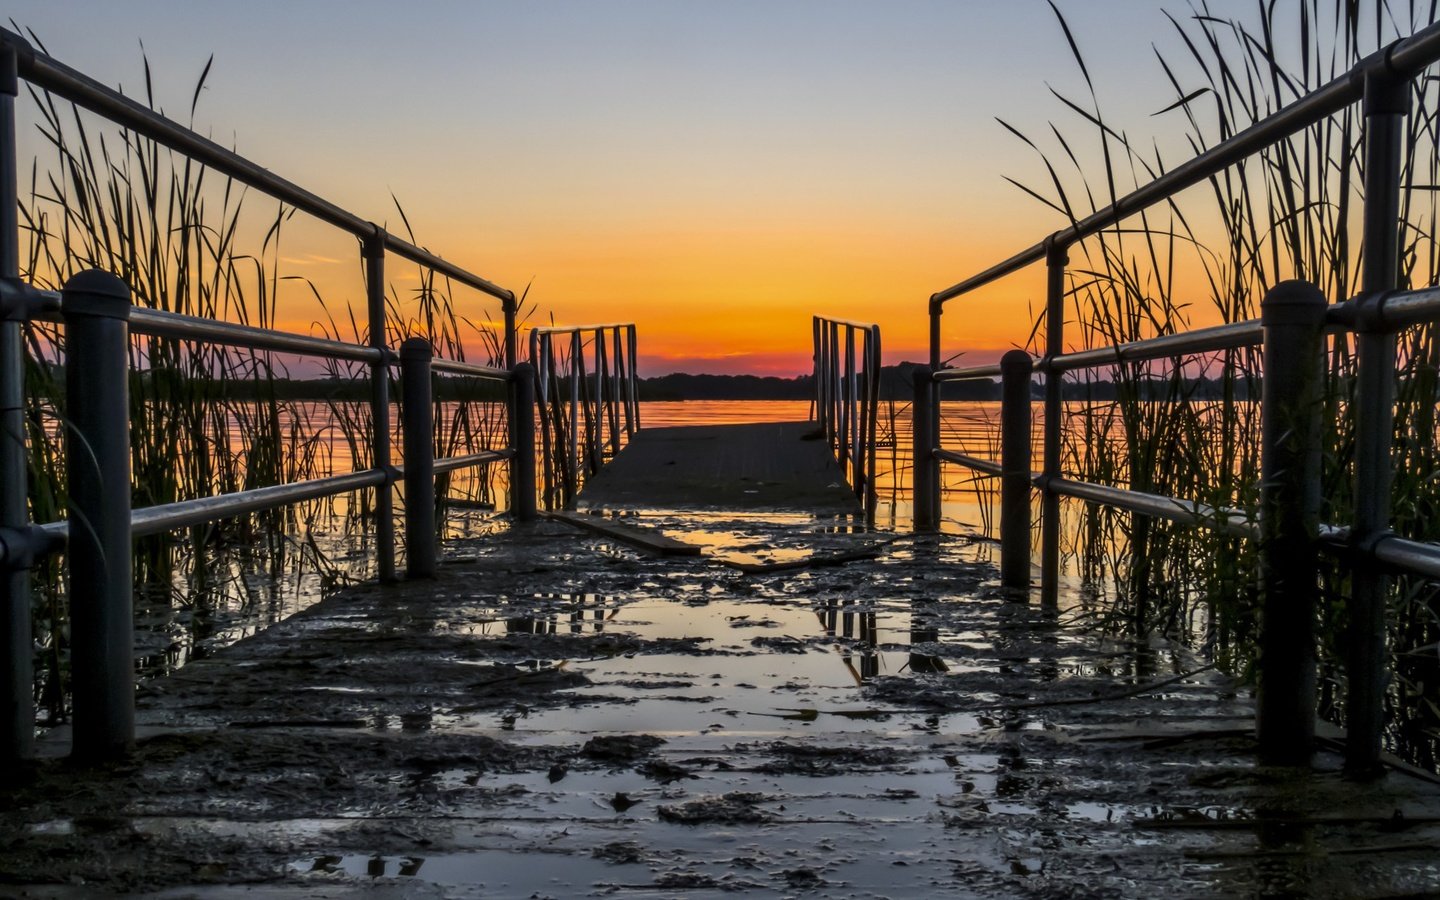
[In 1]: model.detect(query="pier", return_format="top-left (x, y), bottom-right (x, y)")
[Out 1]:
top-left (4, 18), bottom-right (1440, 899)
top-left (574, 421), bottom-right (860, 514)
top-left (10, 514), bottom-right (1440, 897)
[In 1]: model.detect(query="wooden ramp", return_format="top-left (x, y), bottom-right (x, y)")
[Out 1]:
top-left (575, 421), bottom-right (862, 514)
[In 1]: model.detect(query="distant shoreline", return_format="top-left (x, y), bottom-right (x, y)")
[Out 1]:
top-left (38, 361), bottom-right (1252, 403)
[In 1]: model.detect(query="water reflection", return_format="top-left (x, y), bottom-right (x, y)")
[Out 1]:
top-left (305, 854), bottom-right (425, 878)
top-left (507, 593), bottom-right (616, 635)
top-left (907, 601), bottom-right (949, 675)
top-left (818, 598), bottom-right (880, 681)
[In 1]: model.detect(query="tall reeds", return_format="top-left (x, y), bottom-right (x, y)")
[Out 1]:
top-left (1001, 1), bottom-right (1440, 766)
top-left (16, 39), bottom-right (513, 721)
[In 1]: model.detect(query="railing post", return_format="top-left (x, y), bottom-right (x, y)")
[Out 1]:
top-left (503, 297), bottom-right (517, 370)
top-left (627, 325), bottom-right (640, 432)
top-left (1040, 239), bottom-right (1069, 607)
top-left (569, 331), bottom-right (581, 483)
top-left (613, 328), bottom-right (631, 442)
top-left (63, 270), bottom-right (133, 760)
top-left (999, 350), bottom-right (1033, 593)
top-left (810, 316), bottom-right (821, 424)
top-left (864, 325), bottom-right (881, 521)
top-left (595, 328), bottom-right (609, 458)
top-left (840, 326), bottom-right (852, 483)
top-left (928, 299), bottom-right (942, 370)
top-left (912, 367), bottom-right (938, 532)
top-left (0, 40), bottom-right (31, 762)
top-left (399, 338), bottom-right (436, 579)
top-left (511, 362), bottom-right (538, 522)
top-left (363, 231), bottom-right (396, 583)
top-left (1346, 66), bottom-right (1411, 776)
top-left (1257, 280), bottom-right (1326, 766)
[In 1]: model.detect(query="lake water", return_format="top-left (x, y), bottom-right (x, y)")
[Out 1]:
top-left (114, 399), bottom-right (1012, 689)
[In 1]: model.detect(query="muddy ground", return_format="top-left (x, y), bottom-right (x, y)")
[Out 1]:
top-left (4, 513), bottom-right (1440, 898)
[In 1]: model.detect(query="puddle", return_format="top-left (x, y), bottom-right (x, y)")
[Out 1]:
top-left (292, 849), bottom-right (644, 888)
top-left (11, 520), bottom-right (1438, 898)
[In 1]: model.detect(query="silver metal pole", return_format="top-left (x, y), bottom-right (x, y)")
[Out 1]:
top-left (1346, 68), bottom-right (1410, 776)
top-left (999, 349), bottom-right (1034, 592)
top-left (363, 233), bottom-right (395, 583)
top-left (511, 363), bottom-right (537, 522)
top-left (63, 271), bottom-right (133, 760)
top-left (1257, 280), bottom-right (1326, 766)
top-left (844, 327), bottom-right (856, 486)
top-left (1040, 242), bottom-right (1068, 606)
top-left (912, 367), bottom-right (937, 532)
top-left (0, 43), bottom-right (31, 761)
top-left (569, 331), bottom-right (580, 481)
top-left (627, 325), bottom-right (640, 433)
top-left (864, 325), bottom-right (881, 521)
top-left (399, 338), bottom-right (436, 579)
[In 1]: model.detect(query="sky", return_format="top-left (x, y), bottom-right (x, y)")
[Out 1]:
top-left (3, 1), bottom-right (1313, 374)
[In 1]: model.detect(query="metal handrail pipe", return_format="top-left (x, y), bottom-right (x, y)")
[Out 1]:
top-left (933, 362), bottom-right (1005, 382)
top-left (1044, 320), bottom-right (1265, 374)
top-left (1370, 534), bottom-right (1440, 581)
top-left (125, 308), bottom-right (386, 363)
top-left (930, 20), bottom-right (1440, 306)
top-left (1343, 284), bottom-right (1440, 332)
top-left (131, 470), bottom-right (388, 538)
top-left (814, 316), bottom-right (882, 332)
top-left (0, 30), bottom-right (513, 305)
top-left (433, 449), bottom-right (513, 475)
top-left (932, 448), bottom-right (1003, 477)
top-left (430, 358), bottom-right (512, 381)
top-left (530, 323), bottom-right (635, 335)
top-left (1049, 477), bottom-right (1258, 540)
top-left (25, 469), bottom-right (390, 546)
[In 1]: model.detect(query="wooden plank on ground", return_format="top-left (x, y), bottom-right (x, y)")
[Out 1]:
top-left (544, 510), bottom-right (703, 556)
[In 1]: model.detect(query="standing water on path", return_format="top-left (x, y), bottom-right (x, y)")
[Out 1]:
top-left (6, 514), bottom-right (1440, 897)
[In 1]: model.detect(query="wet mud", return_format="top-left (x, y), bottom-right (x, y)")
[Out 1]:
top-left (4, 514), bottom-right (1440, 898)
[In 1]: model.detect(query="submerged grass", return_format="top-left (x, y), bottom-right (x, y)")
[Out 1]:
top-left (16, 37), bottom-right (514, 723)
top-left (996, 0), bottom-right (1440, 767)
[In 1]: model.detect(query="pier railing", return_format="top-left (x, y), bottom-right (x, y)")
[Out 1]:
top-left (917, 20), bottom-right (1440, 772)
top-left (530, 324), bottom-right (640, 509)
top-left (0, 30), bottom-right (537, 762)
top-left (812, 316), bottom-right (881, 520)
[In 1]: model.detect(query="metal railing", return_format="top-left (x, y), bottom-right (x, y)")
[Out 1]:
top-left (529, 324), bottom-right (640, 509)
top-left (0, 30), bottom-right (537, 762)
top-left (812, 316), bottom-right (881, 520)
top-left (917, 20), bottom-right (1440, 772)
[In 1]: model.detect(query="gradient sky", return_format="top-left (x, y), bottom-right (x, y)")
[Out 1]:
top-left (8, 1), bottom-right (1272, 374)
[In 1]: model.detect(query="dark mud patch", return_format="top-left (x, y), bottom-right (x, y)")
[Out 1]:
top-left (753, 741), bottom-right (907, 775)
top-left (580, 734), bottom-right (666, 765)
top-left (591, 840), bottom-right (647, 864)
top-left (658, 791), bottom-right (775, 825)
top-left (8, 522), bottom-right (1440, 898)
top-left (749, 634), bottom-right (814, 653)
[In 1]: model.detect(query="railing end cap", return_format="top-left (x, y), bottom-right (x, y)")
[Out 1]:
top-left (61, 270), bottom-right (131, 320)
top-left (1260, 280), bottom-right (1327, 322)
top-left (398, 337), bottom-right (433, 360)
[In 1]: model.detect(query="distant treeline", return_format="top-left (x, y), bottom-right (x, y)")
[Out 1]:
top-left (40, 362), bottom-right (1259, 402)
top-left (636, 363), bottom-right (1259, 402)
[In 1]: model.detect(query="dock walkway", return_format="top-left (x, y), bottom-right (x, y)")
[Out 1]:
top-left (5, 514), bottom-right (1440, 897)
top-left (575, 421), bottom-right (861, 514)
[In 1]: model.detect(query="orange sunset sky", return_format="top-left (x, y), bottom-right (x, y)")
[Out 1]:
top-left (9, 1), bottom-right (1304, 374)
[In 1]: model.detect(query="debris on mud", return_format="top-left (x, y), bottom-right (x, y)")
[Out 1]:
top-left (3, 516), bottom-right (1439, 898)
top-left (658, 791), bottom-right (776, 825)
top-left (754, 740), bottom-right (907, 775)
top-left (580, 733), bottom-right (666, 764)
top-left (638, 758), bottom-right (698, 783)
top-left (591, 840), bottom-right (647, 864)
